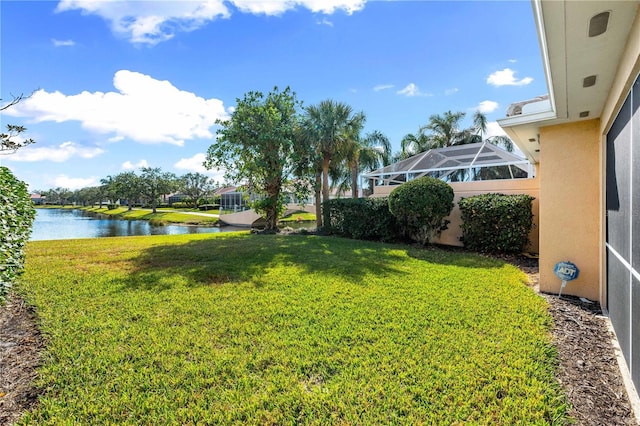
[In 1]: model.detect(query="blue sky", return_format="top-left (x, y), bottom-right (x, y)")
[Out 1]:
top-left (1, 0), bottom-right (546, 192)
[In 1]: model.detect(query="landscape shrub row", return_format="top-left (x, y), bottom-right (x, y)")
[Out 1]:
top-left (324, 177), bottom-right (534, 253)
top-left (459, 193), bottom-right (535, 253)
top-left (322, 197), bottom-right (400, 242)
top-left (0, 166), bottom-right (35, 298)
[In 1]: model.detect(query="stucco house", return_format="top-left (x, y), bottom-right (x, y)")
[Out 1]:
top-left (498, 0), bottom-right (640, 397)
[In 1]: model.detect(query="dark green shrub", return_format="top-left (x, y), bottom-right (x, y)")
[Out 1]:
top-left (107, 204), bottom-right (119, 210)
top-left (323, 197), bottom-right (400, 242)
top-left (199, 204), bottom-right (220, 211)
top-left (0, 167), bottom-right (36, 298)
top-left (458, 193), bottom-right (535, 253)
top-left (388, 177), bottom-right (454, 245)
top-left (171, 202), bottom-right (190, 209)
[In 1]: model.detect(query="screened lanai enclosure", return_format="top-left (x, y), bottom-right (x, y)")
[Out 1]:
top-left (363, 141), bottom-right (535, 189)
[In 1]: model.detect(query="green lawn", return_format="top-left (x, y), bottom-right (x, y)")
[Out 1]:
top-left (83, 206), bottom-right (219, 225)
top-left (18, 233), bottom-right (567, 425)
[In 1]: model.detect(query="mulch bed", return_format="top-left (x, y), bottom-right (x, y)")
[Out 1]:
top-left (0, 253), bottom-right (638, 425)
top-left (0, 293), bottom-right (44, 426)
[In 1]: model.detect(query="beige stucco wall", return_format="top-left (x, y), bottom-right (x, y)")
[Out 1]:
top-left (371, 177), bottom-right (540, 253)
top-left (538, 119), bottom-right (601, 301)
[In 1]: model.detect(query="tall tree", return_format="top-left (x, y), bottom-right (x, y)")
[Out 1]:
top-left (303, 100), bottom-right (365, 212)
top-left (204, 87), bottom-right (310, 232)
top-left (179, 172), bottom-right (213, 208)
top-left (421, 110), bottom-right (468, 148)
top-left (331, 130), bottom-right (391, 198)
top-left (139, 167), bottom-right (177, 213)
top-left (112, 172), bottom-right (142, 210)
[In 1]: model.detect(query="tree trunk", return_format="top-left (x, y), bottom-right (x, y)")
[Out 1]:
top-left (263, 189), bottom-right (279, 232)
top-left (314, 170), bottom-right (322, 229)
top-left (152, 198), bottom-right (157, 214)
top-left (351, 160), bottom-right (358, 199)
top-left (322, 156), bottom-right (330, 204)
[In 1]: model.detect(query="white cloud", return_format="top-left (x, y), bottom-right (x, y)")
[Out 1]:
top-left (373, 84), bottom-right (394, 92)
top-left (476, 100), bottom-right (499, 114)
top-left (487, 68), bottom-right (533, 87)
top-left (52, 38), bottom-right (75, 47)
top-left (396, 83), bottom-right (431, 97)
top-left (3, 141), bottom-right (104, 162)
top-left (4, 70), bottom-right (228, 146)
top-left (173, 152), bottom-right (224, 178)
top-left (174, 153), bottom-right (226, 181)
top-left (55, 0), bottom-right (365, 45)
top-left (56, 0), bottom-right (231, 45)
top-left (230, 0), bottom-right (365, 15)
top-left (49, 174), bottom-right (100, 190)
top-left (316, 18), bottom-right (333, 27)
top-left (508, 59), bottom-right (517, 63)
top-left (122, 159), bottom-right (149, 170)
top-left (445, 88), bottom-right (459, 96)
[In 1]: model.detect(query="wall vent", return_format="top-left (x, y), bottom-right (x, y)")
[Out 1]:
top-left (589, 11), bottom-right (610, 37)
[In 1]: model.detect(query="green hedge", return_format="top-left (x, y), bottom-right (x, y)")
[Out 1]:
top-left (0, 167), bottom-right (35, 298)
top-left (388, 177), bottom-right (454, 245)
top-left (322, 197), bottom-right (400, 242)
top-left (458, 193), bottom-right (535, 253)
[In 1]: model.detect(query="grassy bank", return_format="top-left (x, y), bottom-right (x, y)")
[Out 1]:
top-left (83, 206), bottom-right (219, 226)
top-left (18, 234), bottom-right (566, 424)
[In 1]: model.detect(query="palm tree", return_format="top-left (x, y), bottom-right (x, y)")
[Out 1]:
top-left (399, 129), bottom-right (431, 158)
top-left (303, 100), bottom-right (366, 206)
top-left (399, 110), bottom-right (469, 158)
top-left (421, 110), bottom-right (468, 148)
top-left (470, 110), bottom-right (514, 152)
top-left (332, 130), bottom-right (391, 198)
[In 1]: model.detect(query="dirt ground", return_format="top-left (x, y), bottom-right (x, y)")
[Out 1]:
top-left (0, 257), bottom-right (638, 425)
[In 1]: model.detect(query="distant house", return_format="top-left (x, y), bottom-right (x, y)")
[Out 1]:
top-left (167, 193), bottom-right (188, 205)
top-left (30, 193), bottom-right (45, 205)
top-left (215, 186), bottom-right (249, 211)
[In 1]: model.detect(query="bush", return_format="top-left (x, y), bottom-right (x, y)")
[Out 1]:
top-left (458, 193), bottom-right (535, 253)
top-left (199, 204), bottom-right (220, 211)
top-left (171, 202), bottom-right (190, 209)
top-left (323, 197), bottom-right (400, 242)
top-left (0, 167), bottom-right (36, 298)
top-left (107, 204), bottom-right (119, 210)
top-left (388, 177), bottom-right (454, 245)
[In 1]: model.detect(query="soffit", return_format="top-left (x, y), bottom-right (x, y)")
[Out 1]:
top-left (498, 0), bottom-right (640, 164)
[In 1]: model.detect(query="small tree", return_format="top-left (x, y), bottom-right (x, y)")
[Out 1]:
top-left (388, 176), bottom-right (454, 244)
top-left (139, 167), bottom-right (177, 213)
top-left (179, 172), bottom-right (213, 208)
top-left (0, 167), bottom-right (35, 298)
top-left (205, 87), bottom-right (311, 232)
top-left (110, 172), bottom-right (142, 210)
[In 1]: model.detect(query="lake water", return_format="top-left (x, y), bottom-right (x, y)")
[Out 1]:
top-left (30, 209), bottom-right (238, 241)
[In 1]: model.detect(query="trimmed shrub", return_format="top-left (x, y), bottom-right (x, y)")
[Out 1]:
top-left (388, 177), bottom-right (454, 245)
top-left (458, 193), bottom-right (535, 253)
top-left (171, 202), bottom-right (190, 209)
top-left (323, 197), bottom-right (400, 242)
top-left (199, 204), bottom-right (220, 211)
top-left (0, 167), bottom-right (36, 298)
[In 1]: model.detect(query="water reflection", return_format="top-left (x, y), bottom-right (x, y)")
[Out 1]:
top-left (30, 209), bottom-right (241, 241)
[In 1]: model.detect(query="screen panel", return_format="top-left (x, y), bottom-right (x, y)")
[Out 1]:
top-left (606, 97), bottom-right (631, 259)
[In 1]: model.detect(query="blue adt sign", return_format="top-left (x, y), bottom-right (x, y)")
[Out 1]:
top-left (554, 261), bottom-right (579, 282)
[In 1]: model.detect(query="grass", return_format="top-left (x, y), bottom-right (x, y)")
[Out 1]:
top-left (280, 211), bottom-right (316, 223)
top-left (83, 206), bottom-right (219, 225)
top-left (18, 233), bottom-right (567, 425)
